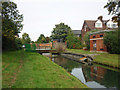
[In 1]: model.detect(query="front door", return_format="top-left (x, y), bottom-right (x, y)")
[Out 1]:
top-left (93, 40), bottom-right (96, 51)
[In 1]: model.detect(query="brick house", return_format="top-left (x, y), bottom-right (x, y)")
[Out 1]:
top-left (90, 30), bottom-right (116, 52)
top-left (81, 16), bottom-right (118, 52)
top-left (81, 16), bottom-right (118, 43)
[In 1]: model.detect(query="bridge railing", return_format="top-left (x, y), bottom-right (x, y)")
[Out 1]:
top-left (24, 43), bottom-right (53, 51)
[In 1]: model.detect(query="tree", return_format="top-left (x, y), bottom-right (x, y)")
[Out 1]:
top-left (51, 23), bottom-right (72, 42)
top-left (66, 33), bottom-right (82, 49)
top-left (37, 34), bottom-right (46, 43)
top-left (45, 37), bottom-right (50, 43)
top-left (22, 33), bottom-right (31, 44)
top-left (15, 37), bottom-right (22, 50)
top-left (104, 0), bottom-right (120, 26)
top-left (2, 1), bottom-right (23, 50)
top-left (104, 30), bottom-right (120, 54)
top-left (104, 0), bottom-right (120, 54)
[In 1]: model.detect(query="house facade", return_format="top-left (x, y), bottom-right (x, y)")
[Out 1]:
top-left (81, 16), bottom-right (118, 52)
top-left (72, 30), bottom-right (81, 37)
top-left (81, 16), bottom-right (118, 43)
top-left (90, 30), bottom-right (115, 52)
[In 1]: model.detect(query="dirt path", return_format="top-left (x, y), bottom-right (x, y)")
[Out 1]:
top-left (9, 52), bottom-right (24, 88)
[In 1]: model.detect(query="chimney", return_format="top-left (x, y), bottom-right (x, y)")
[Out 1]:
top-left (98, 16), bottom-right (103, 21)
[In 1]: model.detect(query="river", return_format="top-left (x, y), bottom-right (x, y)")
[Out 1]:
top-left (43, 53), bottom-right (120, 89)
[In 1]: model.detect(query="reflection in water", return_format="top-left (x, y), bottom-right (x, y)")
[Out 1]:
top-left (51, 55), bottom-right (119, 89)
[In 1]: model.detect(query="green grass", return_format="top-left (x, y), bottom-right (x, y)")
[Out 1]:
top-left (66, 49), bottom-right (119, 68)
top-left (2, 50), bottom-right (88, 88)
top-left (66, 49), bottom-right (98, 54)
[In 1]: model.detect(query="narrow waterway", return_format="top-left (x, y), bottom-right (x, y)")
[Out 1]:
top-left (43, 53), bottom-right (119, 89)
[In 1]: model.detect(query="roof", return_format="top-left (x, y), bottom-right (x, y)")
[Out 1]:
top-left (72, 30), bottom-right (81, 35)
top-left (84, 20), bottom-right (109, 30)
top-left (90, 30), bottom-right (115, 35)
top-left (85, 20), bottom-right (96, 30)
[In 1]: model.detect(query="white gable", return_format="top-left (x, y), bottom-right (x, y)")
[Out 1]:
top-left (107, 20), bottom-right (118, 28)
top-left (95, 20), bottom-right (102, 28)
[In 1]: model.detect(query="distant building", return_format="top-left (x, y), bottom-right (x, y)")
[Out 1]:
top-left (81, 16), bottom-right (118, 42)
top-left (72, 30), bottom-right (81, 37)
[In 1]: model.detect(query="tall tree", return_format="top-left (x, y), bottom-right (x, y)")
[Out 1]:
top-left (51, 23), bottom-right (72, 42)
top-left (2, 1), bottom-right (23, 50)
top-left (104, 0), bottom-right (120, 26)
top-left (22, 33), bottom-right (31, 44)
top-left (37, 34), bottom-right (46, 43)
top-left (104, 0), bottom-right (120, 54)
top-left (45, 37), bottom-right (50, 43)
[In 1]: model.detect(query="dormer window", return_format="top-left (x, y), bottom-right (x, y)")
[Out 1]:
top-left (85, 25), bottom-right (87, 31)
top-left (107, 20), bottom-right (118, 28)
top-left (95, 20), bottom-right (102, 28)
top-left (112, 24), bottom-right (117, 28)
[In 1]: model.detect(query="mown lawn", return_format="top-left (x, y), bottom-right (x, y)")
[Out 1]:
top-left (66, 49), bottom-right (119, 68)
top-left (2, 50), bottom-right (88, 88)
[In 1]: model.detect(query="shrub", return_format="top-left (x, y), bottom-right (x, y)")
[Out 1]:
top-left (54, 42), bottom-right (66, 53)
top-left (104, 30), bottom-right (120, 54)
top-left (66, 33), bottom-right (82, 49)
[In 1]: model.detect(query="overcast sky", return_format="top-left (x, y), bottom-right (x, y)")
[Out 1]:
top-left (13, 0), bottom-right (112, 41)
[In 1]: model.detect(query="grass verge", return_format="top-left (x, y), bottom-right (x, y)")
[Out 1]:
top-left (2, 50), bottom-right (88, 88)
top-left (66, 49), bottom-right (119, 68)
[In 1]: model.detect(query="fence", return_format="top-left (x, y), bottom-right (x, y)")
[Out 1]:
top-left (24, 43), bottom-right (52, 51)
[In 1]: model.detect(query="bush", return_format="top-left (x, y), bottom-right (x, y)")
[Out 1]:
top-left (66, 33), bottom-right (82, 49)
top-left (104, 30), bottom-right (120, 54)
top-left (84, 30), bottom-right (98, 50)
top-left (54, 42), bottom-right (66, 53)
top-left (15, 38), bottom-right (22, 50)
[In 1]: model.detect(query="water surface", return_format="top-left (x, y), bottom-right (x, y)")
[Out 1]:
top-left (43, 53), bottom-right (120, 89)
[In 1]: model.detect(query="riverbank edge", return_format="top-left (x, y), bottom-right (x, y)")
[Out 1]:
top-left (64, 50), bottom-right (120, 69)
top-left (2, 50), bottom-right (88, 88)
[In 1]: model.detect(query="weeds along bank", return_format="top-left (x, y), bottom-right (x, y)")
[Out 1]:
top-left (2, 50), bottom-right (88, 88)
top-left (67, 49), bottom-right (119, 68)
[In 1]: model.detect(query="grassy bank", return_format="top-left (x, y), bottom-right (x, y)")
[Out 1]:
top-left (66, 49), bottom-right (119, 68)
top-left (2, 50), bottom-right (88, 88)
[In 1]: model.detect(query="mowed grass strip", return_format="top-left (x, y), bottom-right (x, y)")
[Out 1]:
top-left (66, 49), bottom-right (119, 68)
top-left (2, 50), bottom-right (88, 88)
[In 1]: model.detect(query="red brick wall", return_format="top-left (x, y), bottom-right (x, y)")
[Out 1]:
top-left (90, 33), bottom-right (107, 52)
top-left (81, 25), bottom-right (91, 42)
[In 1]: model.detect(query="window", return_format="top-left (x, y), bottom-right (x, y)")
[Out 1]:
top-left (100, 48), bottom-right (104, 50)
top-left (85, 25), bottom-right (87, 31)
top-left (112, 24), bottom-right (117, 28)
top-left (95, 20), bottom-right (102, 28)
top-left (93, 36), bottom-right (96, 38)
top-left (100, 35), bottom-right (103, 37)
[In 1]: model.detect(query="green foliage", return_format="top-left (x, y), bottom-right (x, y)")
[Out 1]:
top-left (15, 38), bottom-right (22, 50)
top-left (51, 23), bottom-right (72, 42)
top-left (36, 34), bottom-right (50, 43)
top-left (22, 33), bottom-right (31, 44)
top-left (104, 30), bottom-right (120, 54)
top-left (104, 1), bottom-right (120, 26)
top-left (2, 2), bottom-right (23, 50)
top-left (104, 1), bottom-right (117, 15)
top-left (25, 44), bottom-right (31, 51)
top-left (66, 33), bottom-right (82, 49)
top-left (84, 30), bottom-right (98, 50)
